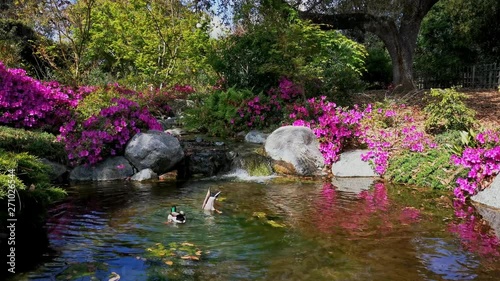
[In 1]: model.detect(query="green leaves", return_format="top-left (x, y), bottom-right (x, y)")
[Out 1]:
top-left (423, 88), bottom-right (476, 134)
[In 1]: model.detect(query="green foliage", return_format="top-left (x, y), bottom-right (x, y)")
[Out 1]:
top-left (0, 126), bottom-right (67, 164)
top-left (209, 7), bottom-right (366, 97)
top-left (363, 44), bottom-right (392, 89)
top-left (416, 0), bottom-right (500, 84)
top-left (0, 149), bottom-right (66, 202)
top-left (385, 149), bottom-right (465, 190)
top-left (86, 0), bottom-right (216, 88)
top-left (423, 88), bottom-right (476, 134)
top-left (183, 88), bottom-right (255, 137)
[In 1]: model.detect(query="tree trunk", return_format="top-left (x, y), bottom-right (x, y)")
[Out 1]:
top-left (298, 0), bottom-right (439, 93)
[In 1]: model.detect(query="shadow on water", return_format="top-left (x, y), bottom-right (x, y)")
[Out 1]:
top-left (7, 178), bottom-right (500, 281)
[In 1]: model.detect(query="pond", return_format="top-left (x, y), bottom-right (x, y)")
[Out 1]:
top-left (10, 176), bottom-right (500, 280)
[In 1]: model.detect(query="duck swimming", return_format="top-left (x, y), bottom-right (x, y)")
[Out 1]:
top-left (202, 188), bottom-right (222, 213)
top-left (167, 206), bottom-right (186, 223)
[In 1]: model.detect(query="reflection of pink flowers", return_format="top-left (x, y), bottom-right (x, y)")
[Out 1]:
top-left (449, 202), bottom-right (500, 257)
top-left (116, 164), bottom-right (125, 169)
top-left (311, 182), bottom-right (420, 235)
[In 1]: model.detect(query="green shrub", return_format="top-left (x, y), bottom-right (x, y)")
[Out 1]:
top-left (0, 126), bottom-right (67, 164)
top-left (385, 149), bottom-right (466, 190)
top-left (183, 87), bottom-right (255, 137)
top-left (423, 88), bottom-right (476, 134)
top-left (0, 149), bottom-right (66, 202)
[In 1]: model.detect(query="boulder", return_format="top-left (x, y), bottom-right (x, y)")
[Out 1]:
top-left (177, 139), bottom-right (231, 179)
top-left (69, 165), bottom-right (94, 182)
top-left (471, 175), bottom-right (500, 209)
top-left (264, 126), bottom-right (324, 176)
top-left (93, 156), bottom-right (135, 181)
top-left (69, 156), bottom-right (134, 181)
top-left (131, 168), bottom-right (158, 181)
top-left (40, 158), bottom-right (69, 183)
top-left (332, 150), bottom-right (377, 177)
top-left (245, 130), bottom-right (268, 144)
top-left (125, 130), bottom-right (184, 174)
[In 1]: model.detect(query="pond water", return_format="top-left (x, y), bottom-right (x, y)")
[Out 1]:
top-left (10, 177), bottom-right (500, 280)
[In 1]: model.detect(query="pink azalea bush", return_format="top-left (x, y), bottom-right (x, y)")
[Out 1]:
top-left (290, 96), bottom-right (366, 165)
top-left (232, 77), bottom-right (303, 130)
top-left (451, 130), bottom-right (500, 203)
top-left (59, 98), bottom-right (162, 166)
top-left (359, 104), bottom-right (437, 174)
top-left (0, 61), bottom-right (89, 132)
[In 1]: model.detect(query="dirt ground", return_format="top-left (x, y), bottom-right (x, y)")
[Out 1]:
top-left (356, 89), bottom-right (500, 128)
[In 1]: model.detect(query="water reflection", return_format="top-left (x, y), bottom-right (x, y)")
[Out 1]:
top-left (8, 179), bottom-right (500, 281)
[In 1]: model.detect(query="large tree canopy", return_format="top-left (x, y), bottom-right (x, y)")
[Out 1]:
top-left (206, 0), bottom-right (439, 91)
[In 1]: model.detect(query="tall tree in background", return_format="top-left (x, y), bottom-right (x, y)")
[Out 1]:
top-left (205, 0), bottom-right (439, 91)
top-left (86, 0), bottom-right (214, 88)
top-left (416, 0), bottom-right (500, 85)
top-left (294, 0), bottom-right (439, 92)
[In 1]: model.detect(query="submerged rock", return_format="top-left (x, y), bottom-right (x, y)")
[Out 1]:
top-left (265, 126), bottom-right (324, 176)
top-left (125, 130), bottom-right (184, 174)
top-left (332, 150), bottom-right (377, 177)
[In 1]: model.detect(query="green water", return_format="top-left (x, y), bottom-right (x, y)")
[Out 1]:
top-left (10, 178), bottom-right (500, 280)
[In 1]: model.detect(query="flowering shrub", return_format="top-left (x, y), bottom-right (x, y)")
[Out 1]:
top-left (360, 103), bottom-right (437, 174)
top-left (451, 130), bottom-right (500, 203)
top-left (59, 98), bottom-right (162, 166)
top-left (233, 77), bottom-right (304, 130)
top-left (0, 61), bottom-right (87, 132)
top-left (141, 84), bottom-right (195, 118)
top-left (290, 96), bottom-right (366, 165)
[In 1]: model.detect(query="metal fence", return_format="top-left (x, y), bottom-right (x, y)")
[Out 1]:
top-left (416, 63), bottom-right (500, 90)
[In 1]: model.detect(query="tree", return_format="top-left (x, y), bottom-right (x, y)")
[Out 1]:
top-left (85, 0), bottom-right (214, 89)
top-left (295, 0), bottom-right (439, 92)
top-left (416, 0), bottom-right (500, 86)
top-left (204, 0), bottom-right (439, 92)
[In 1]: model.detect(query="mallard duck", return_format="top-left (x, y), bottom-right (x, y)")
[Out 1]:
top-left (202, 188), bottom-right (222, 213)
top-left (167, 206), bottom-right (186, 223)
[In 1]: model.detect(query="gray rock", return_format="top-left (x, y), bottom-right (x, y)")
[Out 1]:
top-left (69, 165), bottom-right (94, 181)
top-left (40, 158), bottom-right (68, 181)
top-left (69, 157), bottom-right (135, 181)
top-left (125, 130), bottom-right (184, 174)
top-left (165, 128), bottom-right (185, 137)
top-left (245, 130), bottom-right (268, 144)
top-left (131, 168), bottom-right (158, 181)
top-left (332, 150), bottom-right (377, 177)
top-left (93, 156), bottom-right (135, 181)
top-left (472, 175), bottom-right (500, 209)
top-left (264, 126), bottom-right (324, 176)
top-left (158, 117), bottom-right (178, 130)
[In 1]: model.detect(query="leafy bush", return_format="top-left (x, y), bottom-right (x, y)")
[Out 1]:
top-left (0, 149), bottom-right (66, 202)
top-left (184, 87), bottom-right (255, 137)
top-left (385, 149), bottom-right (464, 190)
top-left (59, 98), bottom-right (162, 166)
top-left (423, 88), bottom-right (476, 133)
top-left (209, 9), bottom-right (366, 97)
top-left (0, 126), bottom-right (67, 164)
